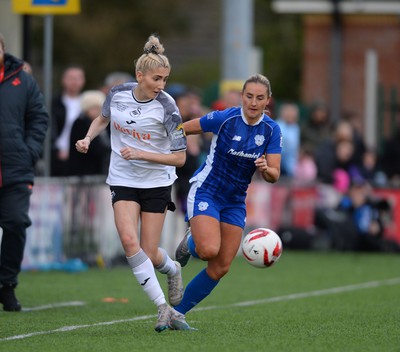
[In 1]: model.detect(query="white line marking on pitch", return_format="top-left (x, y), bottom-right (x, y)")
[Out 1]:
top-left (1, 277), bottom-right (399, 342)
top-left (22, 301), bottom-right (86, 312)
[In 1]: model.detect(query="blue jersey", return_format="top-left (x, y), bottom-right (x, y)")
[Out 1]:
top-left (190, 107), bottom-right (282, 203)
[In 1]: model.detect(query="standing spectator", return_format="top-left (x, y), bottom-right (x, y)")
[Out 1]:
top-left (0, 33), bottom-right (48, 311)
top-left (301, 100), bottom-right (334, 156)
top-left (75, 34), bottom-right (186, 332)
top-left (276, 102), bottom-right (300, 177)
top-left (68, 90), bottom-right (110, 176)
top-left (51, 65), bottom-right (86, 176)
top-left (174, 89), bottom-right (203, 213)
top-left (172, 74), bottom-right (282, 330)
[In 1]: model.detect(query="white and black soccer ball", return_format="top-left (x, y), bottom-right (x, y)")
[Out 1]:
top-left (241, 228), bottom-right (283, 268)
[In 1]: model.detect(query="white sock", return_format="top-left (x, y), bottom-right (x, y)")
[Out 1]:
top-left (154, 248), bottom-right (177, 276)
top-left (126, 249), bottom-right (165, 306)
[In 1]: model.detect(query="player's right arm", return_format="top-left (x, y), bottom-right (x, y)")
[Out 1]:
top-left (75, 115), bottom-right (110, 154)
top-left (183, 118), bottom-right (203, 135)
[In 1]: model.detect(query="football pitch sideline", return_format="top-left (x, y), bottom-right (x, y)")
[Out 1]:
top-left (0, 251), bottom-right (399, 352)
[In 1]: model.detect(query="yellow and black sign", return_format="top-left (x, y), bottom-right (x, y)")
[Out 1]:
top-left (12, 0), bottom-right (80, 15)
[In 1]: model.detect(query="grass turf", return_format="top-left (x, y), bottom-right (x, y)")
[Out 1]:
top-left (0, 251), bottom-right (399, 352)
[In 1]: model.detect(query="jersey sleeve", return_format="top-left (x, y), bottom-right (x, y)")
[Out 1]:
top-left (165, 106), bottom-right (187, 152)
top-left (102, 89), bottom-right (113, 118)
top-left (266, 123), bottom-right (283, 154)
top-left (199, 110), bottom-right (227, 134)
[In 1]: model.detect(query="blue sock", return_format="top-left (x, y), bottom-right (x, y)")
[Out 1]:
top-left (174, 268), bottom-right (219, 314)
top-left (188, 234), bottom-right (199, 259)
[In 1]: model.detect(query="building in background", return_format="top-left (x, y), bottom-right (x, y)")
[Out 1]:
top-left (272, 0), bottom-right (400, 146)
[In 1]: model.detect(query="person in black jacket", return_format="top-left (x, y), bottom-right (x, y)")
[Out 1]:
top-left (68, 90), bottom-right (110, 176)
top-left (0, 33), bottom-right (49, 311)
top-left (51, 65), bottom-right (85, 176)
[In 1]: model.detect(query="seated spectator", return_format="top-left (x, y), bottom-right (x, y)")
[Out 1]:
top-left (315, 120), bottom-right (361, 185)
top-left (359, 147), bottom-right (387, 187)
top-left (68, 90), bottom-right (110, 176)
top-left (314, 177), bottom-right (396, 252)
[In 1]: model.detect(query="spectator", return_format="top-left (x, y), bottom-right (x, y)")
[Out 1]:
top-left (342, 111), bottom-right (366, 167)
top-left (68, 90), bottom-right (110, 176)
top-left (294, 143), bottom-right (317, 183)
top-left (336, 178), bottom-right (393, 251)
top-left (315, 120), bottom-right (360, 185)
top-left (301, 100), bottom-right (334, 156)
top-left (174, 89), bottom-right (203, 213)
top-left (276, 102), bottom-right (300, 177)
top-left (51, 65), bottom-right (86, 176)
top-left (315, 177), bottom-right (395, 252)
top-left (359, 147), bottom-right (387, 186)
top-left (0, 33), bottom-right (49, 311)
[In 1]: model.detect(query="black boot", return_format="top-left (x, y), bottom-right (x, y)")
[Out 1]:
top-left (0, 284), bottom-right (22, 312)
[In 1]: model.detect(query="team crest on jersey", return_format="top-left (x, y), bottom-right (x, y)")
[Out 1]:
top-left (129, 107), bottom-right (142, 117)
top-left (254, 134), bottom-right (265, 146)
top-left (198, 201), bottom-right (209, 211)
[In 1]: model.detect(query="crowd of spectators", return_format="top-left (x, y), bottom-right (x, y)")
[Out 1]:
top-left (274, 99), bottom-right (400, 253)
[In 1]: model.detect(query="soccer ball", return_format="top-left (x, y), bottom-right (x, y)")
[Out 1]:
top-left (241, 228), bottom-right (283, 268)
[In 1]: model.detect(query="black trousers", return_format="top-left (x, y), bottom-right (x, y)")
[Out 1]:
top-left (0, 183), bottom-right (32, 286)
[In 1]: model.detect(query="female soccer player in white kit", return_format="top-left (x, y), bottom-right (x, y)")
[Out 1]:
top-left (75, 35), bottom-right (186, 332)
top-left (172, 74), bottom-right (282, 330)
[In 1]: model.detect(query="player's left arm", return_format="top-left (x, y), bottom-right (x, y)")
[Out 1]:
top-left (255, 154), bottom-right (281, 183)
top-left (121, 110), bottom-right (187, 167)
top-left (256, 123), bottom-right (282, 183)
top-left (120, 148), bottom-right (186, 167)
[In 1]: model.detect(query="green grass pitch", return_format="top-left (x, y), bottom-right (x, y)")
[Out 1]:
top-left (0, 251), bottom-right (399, 352)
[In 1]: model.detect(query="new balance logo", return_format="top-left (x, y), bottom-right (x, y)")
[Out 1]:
top-left (140, 277), bottom-right (150, 286)
top-left (232, 135), bottom-right (242, 141)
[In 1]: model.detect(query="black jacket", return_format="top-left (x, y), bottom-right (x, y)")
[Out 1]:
top-left (68, 113), bottom-right (110, 176)
top-left (0, 53), bottom-right (49, 187)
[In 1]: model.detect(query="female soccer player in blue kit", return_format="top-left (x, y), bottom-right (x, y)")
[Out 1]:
top-left (171, 73), bottom-right (282, 330)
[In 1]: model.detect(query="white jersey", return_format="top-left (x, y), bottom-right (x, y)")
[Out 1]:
top-left (102, 82), bottom-right (186, 188)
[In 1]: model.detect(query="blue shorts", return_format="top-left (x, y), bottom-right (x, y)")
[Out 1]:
top-left (186, 182), bottom-right (246, 228)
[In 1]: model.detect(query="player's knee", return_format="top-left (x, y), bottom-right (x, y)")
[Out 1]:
top-left (196, 244), bottom-right (219, 261)
top-left (119, 233), bottom-right (139, 253)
